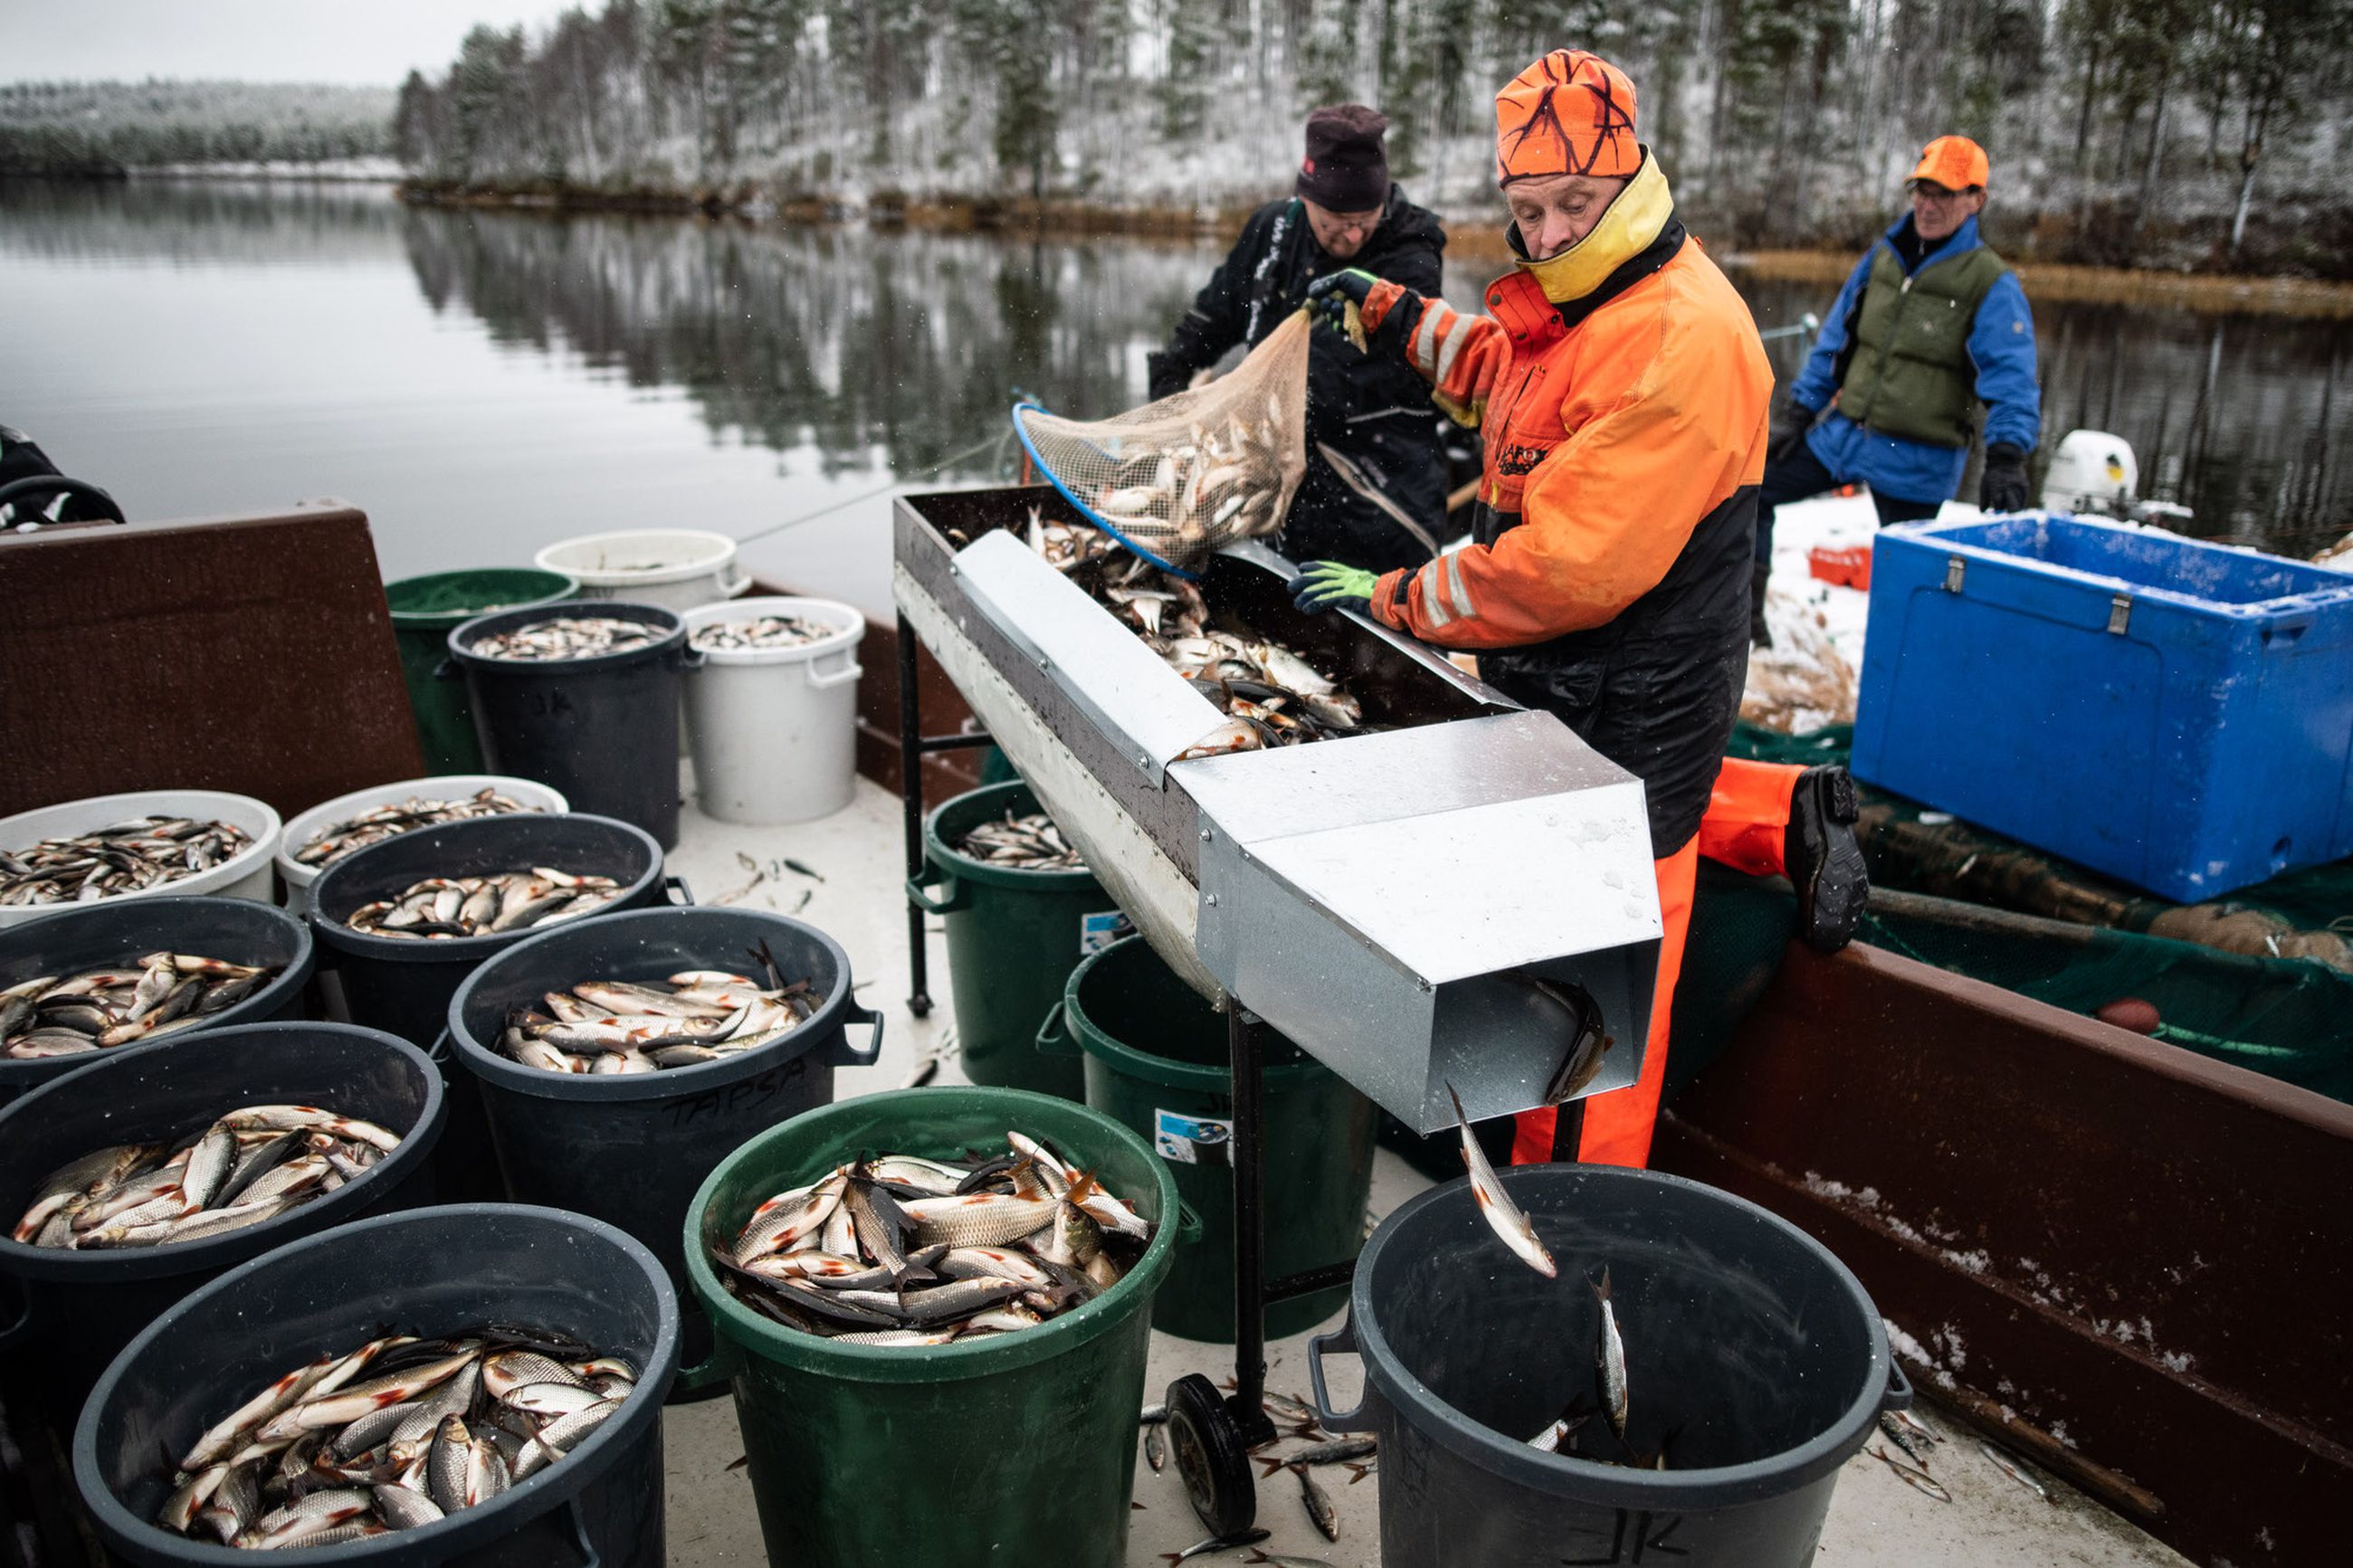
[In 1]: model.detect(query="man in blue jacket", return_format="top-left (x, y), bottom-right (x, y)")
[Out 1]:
top-left (1753, 136), bottom-right (2041, 644)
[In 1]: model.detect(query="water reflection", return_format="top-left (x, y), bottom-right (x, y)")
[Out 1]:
top-left (5, 177), bottom-right (2348, 566)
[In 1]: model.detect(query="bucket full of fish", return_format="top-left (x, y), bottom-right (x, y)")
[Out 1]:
top-left (274, 776), bottom-right (568, 917)
top-left (0, 791), bottom-right (283, 930)
top-left (446, 603), bottom-right (691, 850)
top-left (681, 1085), bottom-right (1181, 1568)
top-left (910, 781), bottom-right (1124, 1101)
top-left (1042, 934), bottom-right (1375, 1342)
top-left (446, 906), bottom-right (882, 1383)
top-left (0, 1022), bottom-right (445, 1426)
top-left (1304, 1161), bottom-right (1909, 1568)
top-left (304, 813), bottom-right (667, 1049)
top-left (384, 567), bottom-right (579, 774)
top-left (0, 897), bottom-right (315, 1105)
top-left (680, 597), bottom-right (866, 825)
top-left (74, 1202), bottom-right (679, 1564)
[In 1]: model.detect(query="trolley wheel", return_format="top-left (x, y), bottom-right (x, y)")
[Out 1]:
top-left (1165, 1373), bottom-right (1255, 1538)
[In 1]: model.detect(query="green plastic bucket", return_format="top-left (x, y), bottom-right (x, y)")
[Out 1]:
top-left (910, 780), bottom-right (1129, 1099)
top-left (1040, 935), bottom-right (1377, 1343)
top-left (384, 567), bottom-right (576, 771)
top-left (681, 1087), bottom-right (1184, 1568)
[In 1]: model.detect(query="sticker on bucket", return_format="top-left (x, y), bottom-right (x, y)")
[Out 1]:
top-left (1080, 909), bottom-right (1132, 957)
top-left (1155, 1107), bottom-right (1232, 1166)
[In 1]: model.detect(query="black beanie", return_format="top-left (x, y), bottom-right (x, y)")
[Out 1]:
top-left (1296, 105), bottom-right (1391, 212)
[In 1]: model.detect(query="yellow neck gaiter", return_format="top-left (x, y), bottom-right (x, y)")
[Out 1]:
top-left (1514, 149), bottom-right (1674, 305)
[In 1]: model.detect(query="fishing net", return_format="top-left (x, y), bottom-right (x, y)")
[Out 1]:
top-left (1013, 308), bottom-right (1313, 576)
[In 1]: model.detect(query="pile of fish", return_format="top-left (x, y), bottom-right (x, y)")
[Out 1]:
top-left (342, 870), bottom-right (625, 941)
top-left (291, 789), bottom-right (540, 869)
top-left (153, 1326), bottom-right (636, 1549)
top-left (956, 810), bottom-right (1084, 872)
top-left (3, 952), bottom-right (284, 1060)
top-left (1, 816), bottom-right (255, 908)
top-left (13, 1104), bottom-right (400, 1250)
top-left (712, 1129), bottom-right (1152, 1345)
top-left (1023, 508), bottom-right (1366, 757)
top-left (690, 614), bottom-right (829, 651)
top-left (1141, 1384), bottom-right (1374, 1554)
top-left (468, 616), bottom-right (662, 661)
top-left (496, 957), bottom-right (820, 1074)
top-left (1083, 394), bottom-right (1291, 556)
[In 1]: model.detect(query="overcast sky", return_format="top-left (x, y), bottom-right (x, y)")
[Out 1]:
top-left (0, 1), bottom-right (587, 88)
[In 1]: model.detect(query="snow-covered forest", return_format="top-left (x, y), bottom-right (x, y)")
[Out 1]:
top-left (0, 81), bottom-right (393, 173)
top-left (384, 0), bottom-right (2353, 271)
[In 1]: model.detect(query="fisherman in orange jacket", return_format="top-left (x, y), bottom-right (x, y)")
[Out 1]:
top-left (1293, 49), bottom-right (1866, 1170)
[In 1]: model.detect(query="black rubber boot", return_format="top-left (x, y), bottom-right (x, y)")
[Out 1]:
top-left (1749, 558), bottom-right (1773, 648)
top-left (1785, 765), bottom-right (1868, 953)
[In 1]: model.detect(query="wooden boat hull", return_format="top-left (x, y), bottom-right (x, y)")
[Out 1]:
top-left (1655, 937), bottom-right (2353, 1567)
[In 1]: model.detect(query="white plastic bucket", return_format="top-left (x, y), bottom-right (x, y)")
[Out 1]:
top-left (0, 790), bottom-right (281, 929)
top-left (273, 774), bottom-right (570, 916)
top-left (681, 597), bottom-right (866, 825)
top-left (533, 528), bottom-right (752, 612)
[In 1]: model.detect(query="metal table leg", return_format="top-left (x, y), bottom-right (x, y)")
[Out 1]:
top-left (898, 613), bottom-right (933, 1018)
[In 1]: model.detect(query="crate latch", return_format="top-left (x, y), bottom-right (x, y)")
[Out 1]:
top-left (1942, 556), bottom-right (1966, 593)
top-left (2107, 594), bottom-right (2132, 635)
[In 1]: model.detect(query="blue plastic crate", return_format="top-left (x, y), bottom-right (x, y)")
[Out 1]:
top-left (1852, 513), bottom-right (2353, 902)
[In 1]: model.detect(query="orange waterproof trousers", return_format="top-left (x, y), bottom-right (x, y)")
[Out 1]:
top-left (1511, 757), bottom-right (1802, 1168)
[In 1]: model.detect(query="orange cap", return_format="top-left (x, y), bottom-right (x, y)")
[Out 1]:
top-left (1908, 136), bottom-right (1989, 192)
top-left (1495, 50), bottom-right (1641, 185)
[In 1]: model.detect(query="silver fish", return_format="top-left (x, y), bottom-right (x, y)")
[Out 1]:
top-left (1297, 1463), bottom-right (1339, 1540)
top-left (1870, 1443), bottom-right (1955, 1503)
top-left (1976, 1440), bottom-right (2052, 1501)
top-left (1449, 1084), bottom-right (1557, 1278)
top-left (1160, 1528), bottom-right (1271, 1564)
top-left (1593, 1266), bottom-right (1629, 1442)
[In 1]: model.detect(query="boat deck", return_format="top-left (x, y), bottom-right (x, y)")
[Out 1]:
top-left (653, 775), bottom-right (2191, 1566)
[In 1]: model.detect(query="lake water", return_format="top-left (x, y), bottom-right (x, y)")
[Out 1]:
top-left (5, 177), bottom-right (2346, 619)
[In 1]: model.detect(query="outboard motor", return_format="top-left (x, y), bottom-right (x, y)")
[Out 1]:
top-left (0, 425), bottom-right (125, 529)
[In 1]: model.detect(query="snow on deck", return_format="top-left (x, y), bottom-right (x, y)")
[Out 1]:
top-left (652, 771), bottom-right (2187, 1565)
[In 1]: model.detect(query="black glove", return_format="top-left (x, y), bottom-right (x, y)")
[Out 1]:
top-left (1145, 350), bottom-right (1191, 403)
top-left (1979, 442), bottom-right (2032, 513)
top-left (1304, 268), bottom-right (1380, 336)
top-left (1767, 396), bottom-right (1816, 466)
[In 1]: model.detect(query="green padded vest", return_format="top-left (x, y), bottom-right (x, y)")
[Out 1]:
top-left (1838, 242), bottom-right (2009, 449)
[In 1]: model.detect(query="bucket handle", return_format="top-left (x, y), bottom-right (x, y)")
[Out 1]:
top-left (806, 648), bottom-right (863, 690)
top-left (1306, 1314), bottom-right (1377, 1433)
top-left (0, 1278), bottom-right (34, 1352)
top-left (1881, 1355), bottom-right (1915, 1414)
top-left (720, 571), bottom-right (755, 599)
top-left (1174, 1199), bottom-right (1205, 1245)
top-left (904, 865), bottom-right (969, 917)
top-left (675, 1330), bottom-right (745, 1397)
top-left (1034, 999), bottom-right (1079, 1058)
top-left (433, 657), bottom-right (462, 682)
top-left (663, 875), bottom-right (695, 907)
top-left (827, 999), bottom-right (885, 1068)
top-left (426, 1029), bottom-right (452, 1067)
top-left (564, 1492), bottom-right (604, 1568)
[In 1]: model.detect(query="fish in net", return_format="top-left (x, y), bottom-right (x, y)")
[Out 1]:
top-left (1012, 308), bottom-right (1313, 575)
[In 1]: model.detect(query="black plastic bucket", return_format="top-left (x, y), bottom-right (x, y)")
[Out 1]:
top-left (306, 814), bottom-right (668, 1203)
top-left (1307, 1164), bottom-right (1909, 1567)
top-left (447, 602), bottom-right (692, 849)
top-left (74, 1203), bottom-right (679, 1567)
top-left (446, 907), bottom-right (881, 1390)
top-left (0, 1023), bottom-right (445, 1426)
top-left (0, 897), bottom-right (315, 1106)
top-left (305, 813), bottom-right (669, 1047)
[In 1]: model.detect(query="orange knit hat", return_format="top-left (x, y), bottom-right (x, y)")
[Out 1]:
top-left (1494, 50), bottom-right (1641, 185)
top-left (1908, 135), bottom-right (1990, 191)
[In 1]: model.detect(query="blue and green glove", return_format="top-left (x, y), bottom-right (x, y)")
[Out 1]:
top-left (1288, 560), bottom-right (1380, 615)
top-left (1304, 269), bottom-right (1380, 337)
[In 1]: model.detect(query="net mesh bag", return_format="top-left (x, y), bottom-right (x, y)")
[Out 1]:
top-left (1014, 307), bottom-right (1313, 575)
